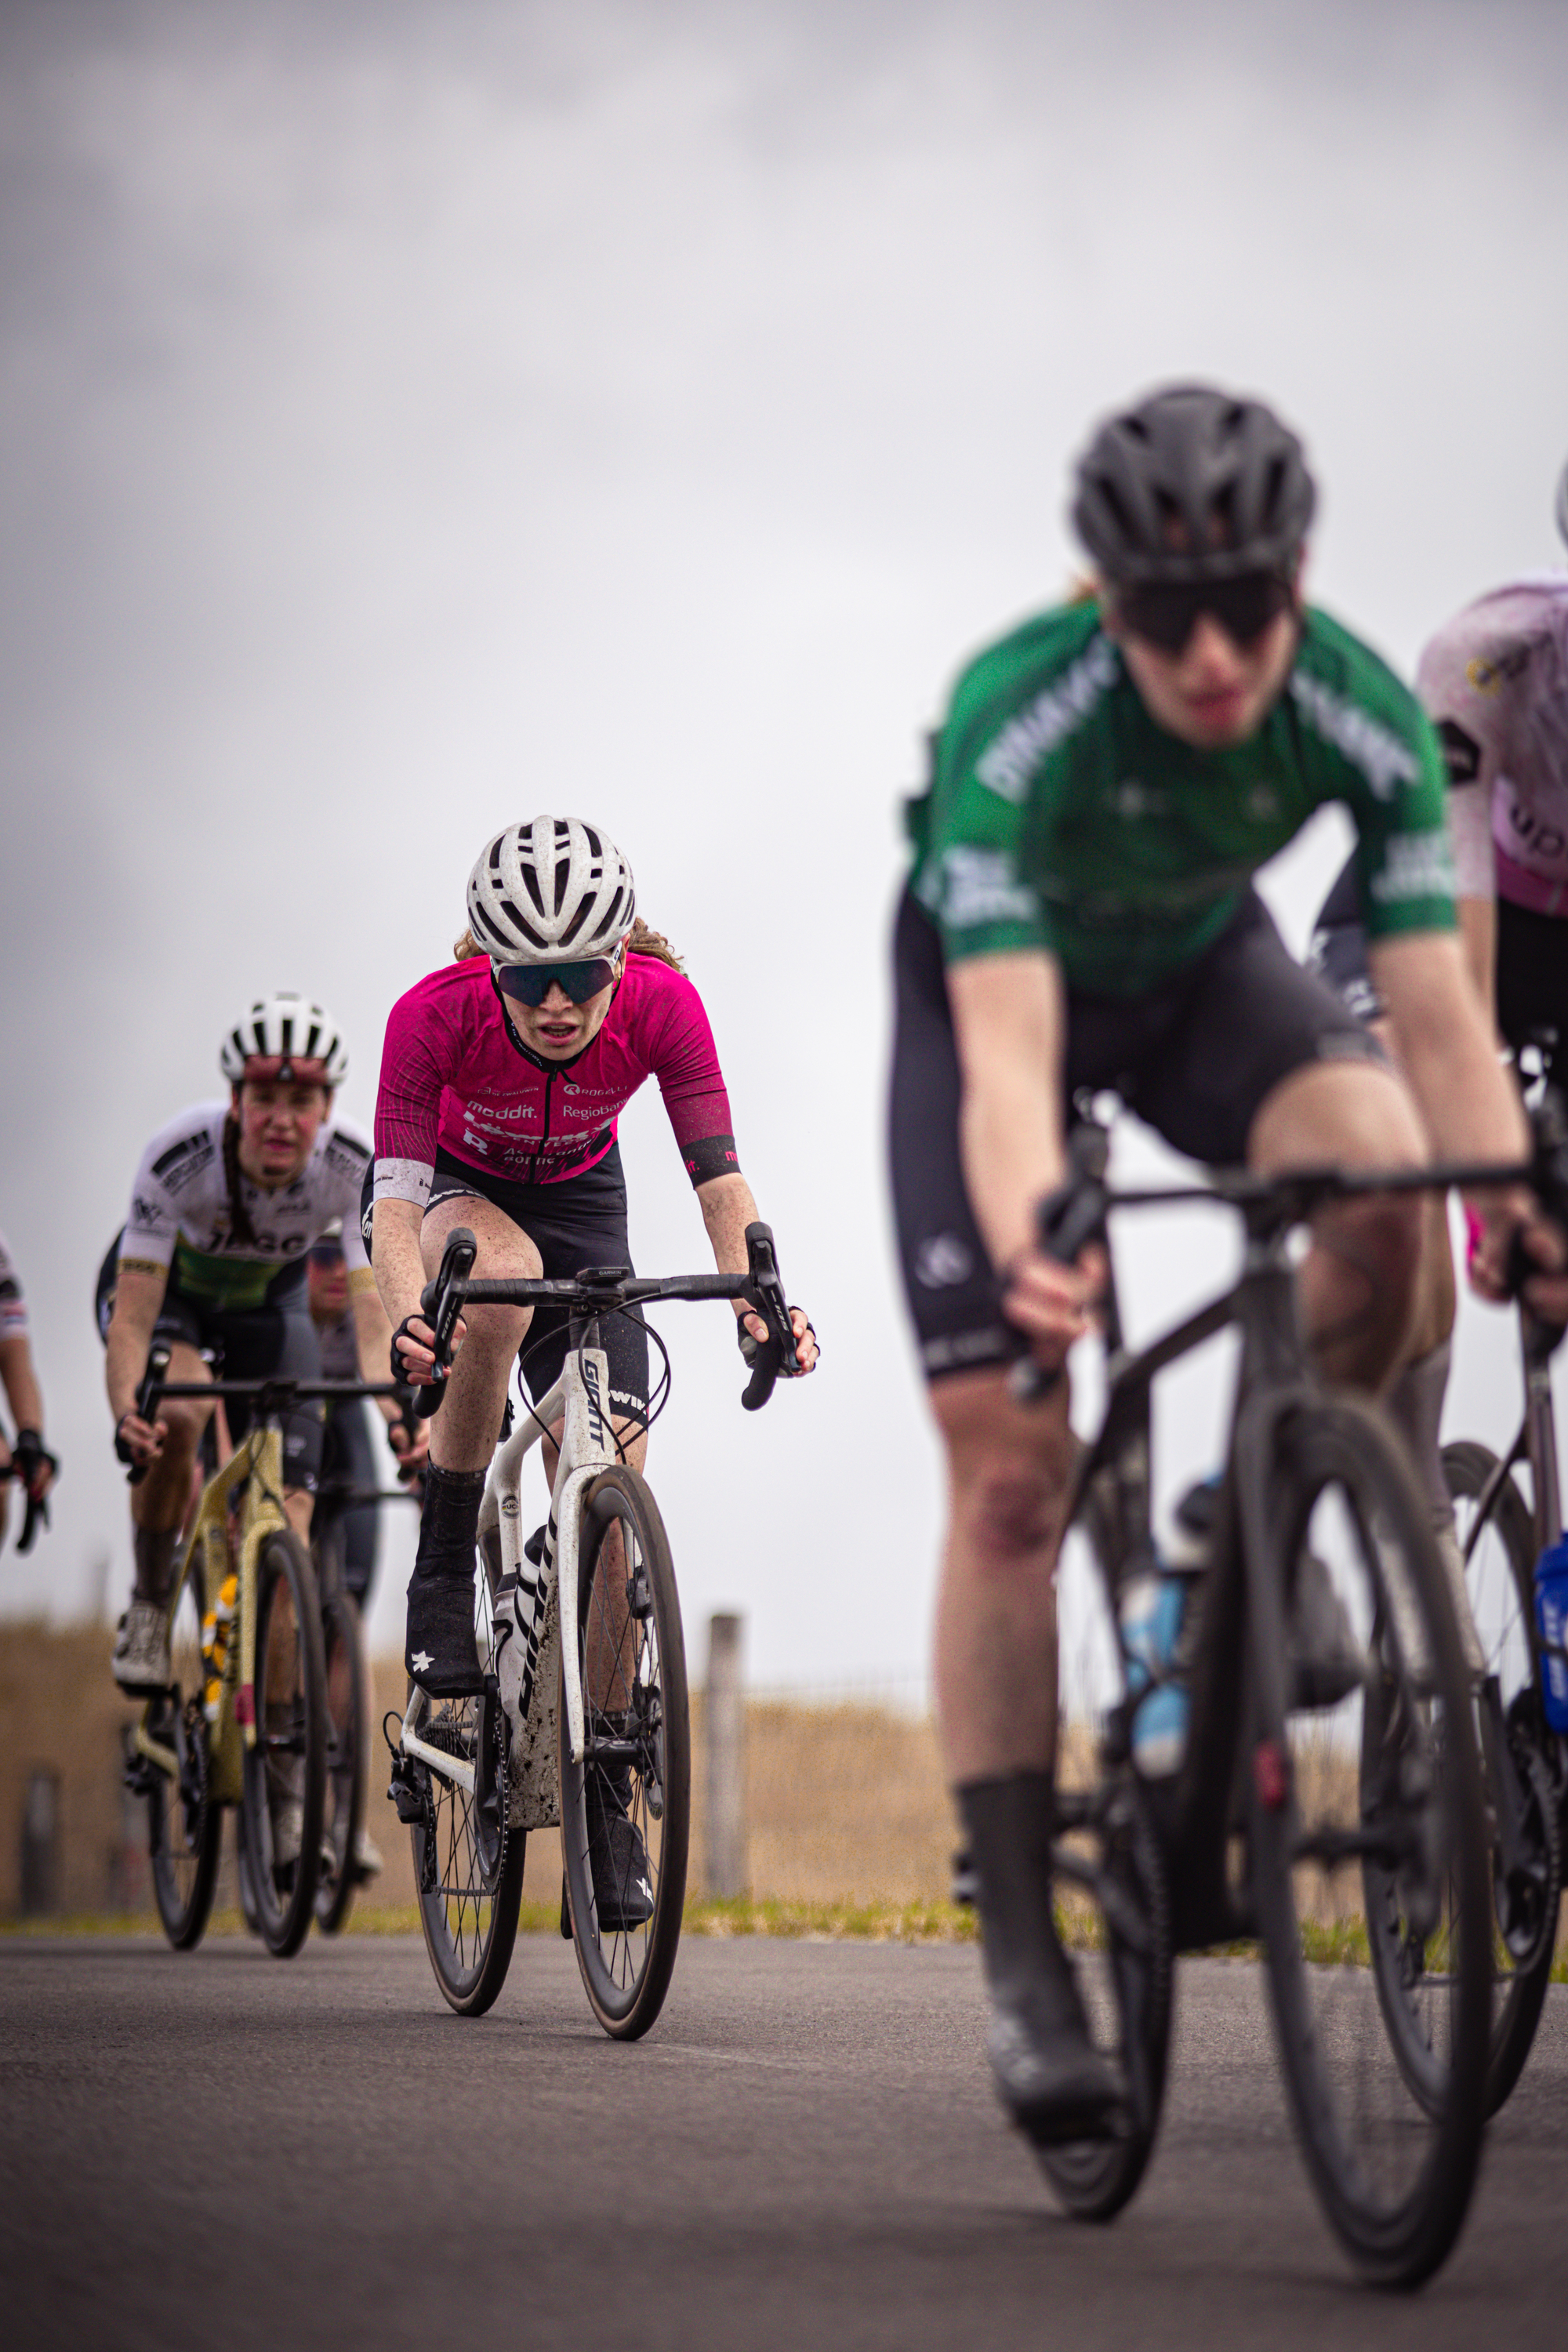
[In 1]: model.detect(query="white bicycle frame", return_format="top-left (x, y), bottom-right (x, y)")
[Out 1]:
top-left (397, 1341), bottom-right (619, 1825)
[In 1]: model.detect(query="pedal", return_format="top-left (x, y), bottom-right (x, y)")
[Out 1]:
top-left (387, 1752), bottom-right (430, 1827)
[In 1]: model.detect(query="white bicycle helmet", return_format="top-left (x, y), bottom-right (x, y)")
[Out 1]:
top-left (220, 993), bottom-right (349, 1086)
top-left (466, 815), bottom-right (636, 962)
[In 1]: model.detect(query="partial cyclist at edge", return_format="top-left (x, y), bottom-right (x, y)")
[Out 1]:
top-left (888, 383), bottom-right (1568, 2144)
top-left (1309, 459), bottom-right (1568, 1579)
top-left (101, 995), bottom-right (424, 1695)
top-left (368, 815), bottom-right (818, 1918)
top-left (0, 1227), bottom-right (58, 1552)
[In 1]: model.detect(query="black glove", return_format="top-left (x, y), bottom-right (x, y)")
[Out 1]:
top-left (12, 1428), bottom-right (56, 1497)
top-left (736, 1311), bottom-right (815, 1371)
top-left (390, 1316), bottom-right (441, 1388)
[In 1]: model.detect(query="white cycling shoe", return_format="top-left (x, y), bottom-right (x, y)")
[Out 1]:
top-left (111, 1600), bottom-right (171, 1693)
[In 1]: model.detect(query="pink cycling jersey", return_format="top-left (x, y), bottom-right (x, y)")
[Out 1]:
top-left (373, 952), bottom-right (739, 1210)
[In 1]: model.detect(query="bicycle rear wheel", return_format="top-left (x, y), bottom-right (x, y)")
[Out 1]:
top-left (240, 1530), bottom-right (328, 1958)
top-left (1441, 1439), bottom-right (1561, 2114)
top-left (409, 1539), bottom-right (524, 2016)
top-left (314, 1586), bottom-right (368, 1936)
top-left (1249, 1398), bottom-right (1490, 2289)
top-left (142, 1549), bottom-right (221, 1951)
top-left (560, 1467), bottom-right (690, 2040)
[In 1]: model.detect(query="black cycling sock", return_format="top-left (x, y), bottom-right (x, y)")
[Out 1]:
top-left (410, 1464), bottom-right (487, 1584)
top-left (955, 1771), bottom-right (1077, 2020)
top-left (133, 1525), bottom-right (178, 1606)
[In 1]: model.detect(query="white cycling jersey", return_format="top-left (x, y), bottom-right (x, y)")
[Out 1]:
top-left (122, 1103), bottom-right (372, 1313)
top-left (0, 1229), bottom-right (28, 1342)
top-left (1416, 572), bottom-right (1568, 915)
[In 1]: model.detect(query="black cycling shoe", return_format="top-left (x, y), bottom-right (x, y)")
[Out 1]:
top-left (586, 1771), bottom-right (655, 1929)
top-left (986, 1984), bottom-right (1127, 2144)
top-left (959, 1769), bottom-right (1126, 2144)
top-left (405, 1571), bottom-right (485, 1697)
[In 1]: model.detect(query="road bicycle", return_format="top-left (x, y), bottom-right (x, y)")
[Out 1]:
top-left (1436, 1073), bottom-right (1568, 2113)
top-left (122, 1353), bottom-right (400, 1958)
top-left (1017, 1113), bottom-right (1567, 2288)
top-left (387, 1221), bottom-right (799, 2038)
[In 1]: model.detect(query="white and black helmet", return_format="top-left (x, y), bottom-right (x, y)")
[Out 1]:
top-left (220, 993), bottom-right (349, 1086)
top-left (466, 815), bottom-right (636, 963)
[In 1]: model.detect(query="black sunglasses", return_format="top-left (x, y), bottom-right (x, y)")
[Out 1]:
top-left (1115, 572), bottom-right (1294, 655)
top-left (494, 956), bottom-right (619, 1007)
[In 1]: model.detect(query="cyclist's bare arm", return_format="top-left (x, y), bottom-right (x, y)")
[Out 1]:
top-left (348, 1264), bottom-right (427, 1466)
top-left (946, 949), bottom-right (1100, 1370)
top-left (369, 1195), bottom-right (449, 1385)
top-left (695, 1171), bottom-right (818, 1370)
top-left (1455, 895), bottom-right (1497, 1032)
top-left (1370, 929), bottom-right (1566, 1313)
top-left (104, 1258), bottom-right (176, 1456)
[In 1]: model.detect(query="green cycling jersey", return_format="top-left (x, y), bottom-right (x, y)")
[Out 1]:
top-left (907, 600), bottom-right (1456, 997)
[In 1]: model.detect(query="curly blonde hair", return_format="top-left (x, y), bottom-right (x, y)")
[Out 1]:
top-left (452, 916), bottom-right (684, 972)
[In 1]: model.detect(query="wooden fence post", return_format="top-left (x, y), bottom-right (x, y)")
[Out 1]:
top-left (705, 1613), bottom-right (747, 1899)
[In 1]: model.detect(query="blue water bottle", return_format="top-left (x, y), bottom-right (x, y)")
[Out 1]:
top-left (1534, 1535), bottom-right (1568, 1733)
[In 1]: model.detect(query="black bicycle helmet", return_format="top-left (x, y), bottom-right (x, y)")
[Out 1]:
top-left (1072, 383), bottom-right (1316, 586)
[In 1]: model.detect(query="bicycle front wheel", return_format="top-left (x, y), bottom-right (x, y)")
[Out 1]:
top-left (314, 1588), bottom-right (368, 1936)
top-left (1248, 1397), bottom-right (1491, 2290)
top-left (143, 1550), bottom-right (221, 1951)
top-left (560, 1467), bottom-right (690, 2040)
top-left (409, 1537), bottom-right (524, 2016)
top-left (240, 1530), bottom-right (328, 1958)
top-left (1442, 1439), bottom-right (1561, 2114)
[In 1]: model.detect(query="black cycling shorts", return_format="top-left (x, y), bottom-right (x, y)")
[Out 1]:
top-left (94, 1235), bottom-right (326, 1490)
top-left (361, 1144), bottom-right (651, 1423)
top-left (1308, 849), bottom-right (1568, 1067)
top-left (889, 884), bottom-right (1380, 1382)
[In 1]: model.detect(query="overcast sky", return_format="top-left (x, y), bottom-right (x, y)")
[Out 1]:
top-left (2, 0), bottom-right (1566, 1692)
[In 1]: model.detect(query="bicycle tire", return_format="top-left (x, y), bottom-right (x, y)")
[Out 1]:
top-left (560, 1466), bottom-right (690, 2040)
top-left (1248, 1397), bottom-right (1490, 2290)
top-left (240, 1530), bottom-right (328, 1958)
top-left (1440, 1439), bottom-right (1561, 2114)
top-left (144, 1549), bottom-right (222, 1951)
top-left (314, 1588), bottom-right (368, 1936)
top-left (409, 1538), bottom-right (524, 2016)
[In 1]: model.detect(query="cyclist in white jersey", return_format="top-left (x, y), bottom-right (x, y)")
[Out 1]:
top-left (103, 995), bottom-right (423, 1692)
top-left (1308, 463), bottom-right (1568, 1610)
top-left (0, 1228), bottom-right (56, 1552)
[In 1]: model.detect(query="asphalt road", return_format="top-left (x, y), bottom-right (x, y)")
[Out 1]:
top-left (1, 1932), bottom-right (1563, 2351)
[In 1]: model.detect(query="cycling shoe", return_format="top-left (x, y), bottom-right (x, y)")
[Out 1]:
top-left (585, 1771), bottom-right (654, 1929)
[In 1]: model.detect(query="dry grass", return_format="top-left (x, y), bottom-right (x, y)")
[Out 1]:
top-left (2, 1626), bottom-right (1565, 1980)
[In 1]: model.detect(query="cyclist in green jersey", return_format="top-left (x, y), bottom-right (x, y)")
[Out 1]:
top-left (890, 383), bottom-right (1568, 2143)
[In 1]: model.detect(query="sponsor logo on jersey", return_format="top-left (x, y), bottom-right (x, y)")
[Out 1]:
top-left (1465, 645), bottom-right (1533, 695)
top-left (130, 1194), bottom-right (169, 1231)
top-left (1288, 673), bottom-right (1420, 802)
top-left (1367, 831), bottom-right (1457, 906)
top-left (975, 634), bottom-right (1119, 804)
top-left (324, 1131), bottom-right (370, 1174)
top-left (915, 1233), bottom-right (975, 1289)
top-left (151, 1134), bottom-right (216, 1196)
top-left (931, 846), bottom-right (1040, 931)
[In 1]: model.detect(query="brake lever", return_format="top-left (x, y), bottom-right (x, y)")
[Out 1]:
top-left (412, 1228), bottom-right (477, 1418)
top-left (739, 1222), bottom-right (797, 1412)
top-left (125, 1343), bottom-right (172, 1486)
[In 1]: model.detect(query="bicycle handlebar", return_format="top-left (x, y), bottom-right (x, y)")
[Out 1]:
top-left (412, 1220), bottom-right (800, 1420)
top-left (1009, 1094), bottom-right (1568, 1404)
top-left (124, 1350), bottom-right (409, 1483)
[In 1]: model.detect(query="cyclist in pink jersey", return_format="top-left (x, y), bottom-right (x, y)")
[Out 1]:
top-left (371, 815), bottom-right (818, 1735)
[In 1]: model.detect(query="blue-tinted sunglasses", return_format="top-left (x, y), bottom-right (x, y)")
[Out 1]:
top-left (494, 956), bottom-right (619, 1007)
